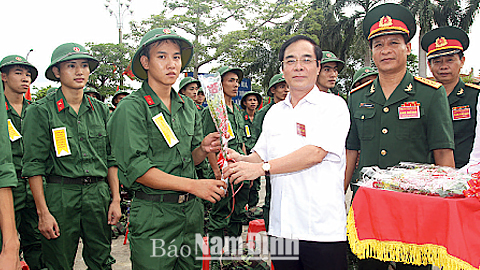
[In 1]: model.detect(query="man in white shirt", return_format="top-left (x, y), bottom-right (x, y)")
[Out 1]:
top-left (223, 35), bottom-right (350, 270)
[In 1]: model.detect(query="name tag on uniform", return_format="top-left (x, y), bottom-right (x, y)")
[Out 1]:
top-left (226, 121), bottom-right (236, 142)
top-left (452, 105), bottom-right (471, 120)
top-left (152, 113), bottom-right (179, 148)
top-left (359, 103), bottom-right (374, 108)
top-left (245, 125), bottom-right (251, 138)
top-left (52, 127), bottom-right (72, 157)
top-left (7, 119), bottom-right (22, 142)
top-left (296, 123), bottom-right (306, 137)
top-left (398, 105), bottom-right (420, 119)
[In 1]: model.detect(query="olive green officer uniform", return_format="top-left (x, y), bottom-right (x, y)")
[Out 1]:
top-left (0, 78), bottom-right (18, 254)
top-left (1, 54), bottom-right (44, 269)
top-left (203, 100), bottom-right (248, 241)
top-left (22, 43), bottom-right (115, 270)
top-left (421, 26), bottom-right (478, 168)
top-left (107, 28), bottom-right (204, 270)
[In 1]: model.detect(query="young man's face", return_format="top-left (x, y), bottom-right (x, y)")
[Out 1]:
top-left (53, 59), bottom-right (90, 90)
top-left (114, 94), bottom-right (127, 106)
top-left (317, 62), bottom-right (339, 91)
top-left (371, 34), bottom-right (411, 75)
top-left (182, 82), bottom-right (199, 101)
top-left (222, 72), bottom-right (239, 98)
top-left (428, 54), bottom-right (465, 86)
top-left (1, 66), bottom-right (32, 94)
top-left (140, 40), bottom-right (182, 87)
top-left (282, 40), bottom-right (321, 92)
top-left (243, 95), bottom-right (258, 111)
top-left (270, 82), bottom-right (288, 101)
top-left (196, 92), bottom-right (205, 104)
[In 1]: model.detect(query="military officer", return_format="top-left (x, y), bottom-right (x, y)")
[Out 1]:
top-left (421, 26), bottom-right (479, 168)
top-left (0, 77), bottom-right (21, 269)
top-left (316, 51), bottom-right (344, 93)
top-left (107, 28), bottom-right (226, 269)
top-left (240, 91), bottom-right (262, 210)
top-left (84, 86), bottom-right (102, 101)
top-left (202, 66), bottom-right (248, 259)
top-left (351, 67), bottom-right (378, 89)
top-left (251, 73), bottom-right (288, 230)
top-left (345, 3), bottom-right (455, 270)
top-left (22, 43), bottom-right (121, 270)
top-left (179, 76), bottom-right (201, 104)
top-left (1, 55), bottom-right (45, 269)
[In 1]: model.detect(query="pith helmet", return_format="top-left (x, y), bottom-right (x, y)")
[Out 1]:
top-left (45, 43), bottom-right (99, 81)
top-left (351, 67), bottom-right (378, 88)
top-left (320, 51), bottom-right (345, 73)
top-left (240, 91), bottom-right (262, 109)
top-left (132, 28), bottom-right (193, 80)
top-left (0, 55), bottom-right (38, 82)
top-left (179, 77), bottom-right (201, 91)
top-left (218, 66), bottom-right (244, 82)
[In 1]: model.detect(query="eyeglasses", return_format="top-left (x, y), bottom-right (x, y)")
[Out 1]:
top-left (282, 58), bottom-right (318, 66)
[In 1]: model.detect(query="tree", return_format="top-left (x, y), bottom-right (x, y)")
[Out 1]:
top-left (32, 85), bottom-right (54, 101)
top-left (85, 42), bottom-right (136, 98)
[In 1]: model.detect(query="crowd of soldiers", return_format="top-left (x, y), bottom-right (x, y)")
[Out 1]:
top-left (0, 2), bottom-right (478, 270)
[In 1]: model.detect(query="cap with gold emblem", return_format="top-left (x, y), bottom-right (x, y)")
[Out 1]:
top-left (320, 51), bottom-right (345, 72)
top-left (421, 26), bottom-right (469, 60)
top-left (363, 3), bottom-right (416, 42)
top-left (132, 28), bottom-right (193, 80)
top-left (45, 43), bottom-right (99, 81)
top-left (0, 55), bottom-right (38, 82)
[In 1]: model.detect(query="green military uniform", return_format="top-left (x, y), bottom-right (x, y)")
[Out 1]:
top-left (107, 28), bottom-right (204, 270)
top-left (0, 78), bottom-right (18, 254)
top-left (421, 26), bottom-right (478, 168)
top-left (22, 43), bottom-right (115, 270)
top-left (0, 54), bottom-right (44, 269)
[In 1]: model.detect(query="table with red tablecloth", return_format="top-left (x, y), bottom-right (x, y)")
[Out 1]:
top-left (347, 187), bottom-right (480, 270)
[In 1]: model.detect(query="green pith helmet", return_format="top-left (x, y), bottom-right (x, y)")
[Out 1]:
top-left (218, 66), bottom-right (244, 82)
top-left (320, 51), bottom-right (345, 73)
top-left (179, 77), bottom-right (201, 92)
top-left (0, 55), bottom-right (38, 83)
top-left (132, 28), bottom-right (193, 80)
top-left (240, 91), bottom-right (262, 109)
top-left (83, 86), bottom-right (101, 100)
top-left (267, 73), bottom-right (286, 96)
top-left (45, 43), bottom-right (99, 81)
top-left (421, 26), bottom-right (469, 60)
top-left (112, 89), bottom-right (129, 106)
top-left (363, 3), bottom-right (416, 42)
top-left (197, 87), bottom-right (204, 94)
top-left (351, 67), bottom-right (378, 88)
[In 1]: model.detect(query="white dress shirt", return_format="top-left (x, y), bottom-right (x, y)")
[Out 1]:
top-left (253, 86), bottom-right (350, 242)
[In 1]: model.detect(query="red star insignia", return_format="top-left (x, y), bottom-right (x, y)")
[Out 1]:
top-left (144, 95), bottom-right (155, 105)
top-left (57, 99), bottom-right (65, 112)
top-left (73, 47), bottom-right (80, 52)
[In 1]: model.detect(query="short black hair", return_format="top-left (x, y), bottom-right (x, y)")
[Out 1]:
top-left (279, 35), bottom-right (322, 68)
top-left (141, 39), bottom-right (183, 60)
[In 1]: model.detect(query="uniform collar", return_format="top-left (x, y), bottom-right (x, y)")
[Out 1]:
top-left (5, 96), bottom-right (30, 117)
top-left (54, 87), bottom-right (94, 114)
top-left (141, 81), bottom-right (185, 115)
top-left (448, 79), bottom-right (466, 104)
top-left (367, 71), bottom-right (414, 106)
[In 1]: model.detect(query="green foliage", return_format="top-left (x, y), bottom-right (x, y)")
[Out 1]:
top-left (85, 42), bottom-right (136, 98)
top-left (32, 85), bottom-right (54, 101)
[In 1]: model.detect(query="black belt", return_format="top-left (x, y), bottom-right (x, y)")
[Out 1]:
top-left (135, 190), bottom-right (195, 204)
top-left (47, 175), bottom-right (104, 185)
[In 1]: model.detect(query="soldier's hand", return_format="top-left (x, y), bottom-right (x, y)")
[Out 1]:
top-left (201, 132), bottom-right (221, 153)
top-left (224, 161), bottom-right (263, 185)
top-left (226, 148), bottom-right (241, 162)
top-left (38, 211), bottom-right (60, 239)
top-left (192, 179), bottom-right (227, 203)
top-left (107, 200), bottom-right (122, 225)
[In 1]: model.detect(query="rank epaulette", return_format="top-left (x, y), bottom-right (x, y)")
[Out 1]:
top-left (350, 79), bottom-right (374, 94)
top-left (414, 76), bottom-right (442, 89)
top-left (465, 83), bottom-right (480, 90)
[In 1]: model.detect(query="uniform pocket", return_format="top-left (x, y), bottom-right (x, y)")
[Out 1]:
top-left (88, 127), bottom-right (107, 158)
top-left (396, 108), bottom-right (425, 141)
top-left (353, 109), bottom-right (376, 140)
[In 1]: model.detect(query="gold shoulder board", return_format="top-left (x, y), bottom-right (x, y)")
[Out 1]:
top-left (466, 83), bottom-right (480, 90)
top-left (350, 79), bottom-right (374, 94)
top-left (414, 76), bottom-right (442, 89)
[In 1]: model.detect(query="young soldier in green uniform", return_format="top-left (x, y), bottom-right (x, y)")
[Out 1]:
top-left (203, 66), bottom-right (248, 261)
top-left (421, 26), bottom-right (479, 168)
top-left (84, 86), bottom-right (102, 101)
top-left (107, 28), bottom-right (226, 269)
top-left (251, 73), bottom-right (287, 230)
top-left (1, 55), bottom-right (45, 269)
top-left (351, 67), bottom-right (378, 89)
top-left (111, 89), bottom-right (129, 109)
top-left (345, 4), bottom-right (455, 270)
top-left (22, 43), bottom-right (121, 270)
top-left (179, 76), bottom-right (201, 103)
top-left (196, 87), bottom-right (206, 108)
top-left (316, 51), bottom-right (344, 93)
top-left (0, 79), bottom-right (21, 269)
top-left (240, 91), bottom-right (262, 211)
